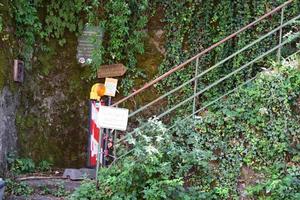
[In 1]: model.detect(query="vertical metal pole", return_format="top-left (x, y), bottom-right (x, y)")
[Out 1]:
top-left (192, 57), bottom-right (199, 117)
top-left (113, 130), bottom-right (117, 166)
top-left (87, 100), bottom-right (92, 167)
top-left (96, 128), bottom-right (103, 189)
top-left (277, 7), bottom-right (285, 63)
top-left (103, 97), bottom-right (112, 167)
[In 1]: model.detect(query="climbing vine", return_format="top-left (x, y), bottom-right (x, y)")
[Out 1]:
top-left (10, 0), bottom-right (299, 94)
top-left (89, 0), bottom-right (149, 94)
top-left (11, 0), bottom-right (89, 67)
top-left (12, 0), bottom-right (42, 67)
top-left (42, 0), bottom-right (85, 45)
top-left (155, 0), bottom-right (300, 116)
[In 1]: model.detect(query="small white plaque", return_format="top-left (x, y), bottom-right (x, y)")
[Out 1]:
top-left (104, 78), bottom-right (118, 97)
top-left (97, 106), bottom-right (129, 131)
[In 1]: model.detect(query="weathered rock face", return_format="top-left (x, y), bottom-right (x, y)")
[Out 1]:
top-left (0, 87), bottom-right (18, 174)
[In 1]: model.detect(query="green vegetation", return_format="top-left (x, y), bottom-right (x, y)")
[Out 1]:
top-left (0, 16), bottom-right (2, 32)
top-left (37, 160), bottom-right (53, 172)
top-left (13, 0), bottom-right (42, 67)
top-left (156, 0), bottom-right (300, 113)
top-left (3, 1), bottom-right (299, 198)
top-left (5, 179), bottom-right (70, 198)
top-left (53, 181), bottom-right (70, 197)
top-left (7, 153), bottom-right (53, 174)
top-left (38, 181), bottom-right (70, 197)
top-left (89, 0), bottom-right (149, 94)
top-left (71, 63), bottom-right (300, 199)
top-left (10, 0), bottom-right (149, 93)
top-left (5, 179), bottom-right (34, 197)
top-left (9, 0), bottom-right (299, 93)
top-left (8, 157), bottom-right (35, 174)
top-left (42, 0), bottom-right (85, 44)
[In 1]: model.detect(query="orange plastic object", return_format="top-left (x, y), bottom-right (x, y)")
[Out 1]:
top-left (90, 83), bottom-right (106, 100)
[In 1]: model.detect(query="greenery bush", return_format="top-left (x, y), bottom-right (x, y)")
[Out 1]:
top-left (5, 179), bottom-right (34, 197)
top-left (88, 0), bottom-right (149, 94)
top-left (70, 119), bottom-right (215, 199)
top-left (9, 158), bottom-right (35, 174)
top-left (7, 152), bottom-right (53, 174)
top-left (37, 160), bottom-right (53, 172)
top-left (0, 16), bottom-right (2, 32)
top-left (70, 62), bottom-right (300, 199)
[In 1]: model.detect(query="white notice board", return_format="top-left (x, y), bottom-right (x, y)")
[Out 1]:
top-left (97, 105), bottom-right (129, 131)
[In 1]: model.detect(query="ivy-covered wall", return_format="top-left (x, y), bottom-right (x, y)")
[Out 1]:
top-left (1, 0), bottom-right (299, 167)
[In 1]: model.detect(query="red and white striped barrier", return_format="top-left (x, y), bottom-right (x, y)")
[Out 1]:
top-left (88, 100), bottom-right (104, 167)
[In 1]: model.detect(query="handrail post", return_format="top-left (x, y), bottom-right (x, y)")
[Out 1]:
top-left (277, 7), bottom-right (285, 63)
top-left (113, 130), bottom-right (117, 166)
top-left (192, 57), bottom-right (199, 117)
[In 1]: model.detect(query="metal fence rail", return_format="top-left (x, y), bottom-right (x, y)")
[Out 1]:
top-left (128, 14), bottom-right (300, 119)
top-left (109, 0), bottom-right (299, 165)
top-left (115, 37), bottom-right (299, 146)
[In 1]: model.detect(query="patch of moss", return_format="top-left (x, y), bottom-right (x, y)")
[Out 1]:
top-left (121, 31), bottom-right (164, 110)
top-left (16, 33), bottom-right (92, 167)
top-left (0, 50), bottom-right (5, 89)
top-left (0, 1), bottom-right (19, 92)
top-left (36, 43), bottom-right (57, 76)
top-left (14, 14), bottom-right (166, 168)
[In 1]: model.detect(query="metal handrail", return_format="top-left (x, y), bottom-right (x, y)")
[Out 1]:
top-left (115, 36), bottom-right (299, 145)
top-left (113, 0), bottom-right (294, 107)
top-left (128, 14), bottom-right (300, 118)
top-left (110, 76), bottom-right (258, 166)
top-left (113, 40), bottom-right (299, 163)
top-left (109, 0), bottom-right (299, 165)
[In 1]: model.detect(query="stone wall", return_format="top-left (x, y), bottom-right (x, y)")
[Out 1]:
top-left (0, 87), bottom-right (18, 174)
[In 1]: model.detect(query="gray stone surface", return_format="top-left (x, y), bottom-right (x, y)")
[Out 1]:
top-left (0, 87), bottom-right (18, 174)
top-left (63, 168), bottom-right (96, 180)
top-left (0, 178), bottom-right (4, 200)
top-left (7, 178), bottom-right (81, 200)
top-left (7, 195), bottom-right (64, 200)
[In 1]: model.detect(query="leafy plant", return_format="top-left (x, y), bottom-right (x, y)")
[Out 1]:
top-left (37, 160), bottom-right (53, 172)
top-left (71, 119), bottom-right (216, 199)
top-left (39, 185), bottom-right (52, 195)
top-left (9, 158), bottom-right (35, 174)
top-left (246, 170), bottom-right (300, 199)
top-left (155, 0), bottom-right (300, 117)
top-left (5, 179), bottom-right (34, 197)
top-left (89, 0), bottom-right (149, 94)
top-left (0, 16), bottom-right (2, 32)
top-left (53, 181), bottom-right (70, 197)
top-left (42, 0), bottom-right (85, 45)
top-left (71, 63), bottom-right (300, 199)
top-left (12, 0), bottom-right (42, 67)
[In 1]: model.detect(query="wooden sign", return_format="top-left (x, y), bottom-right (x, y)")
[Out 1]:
top-left (97, 64), bottom-right (127, 78)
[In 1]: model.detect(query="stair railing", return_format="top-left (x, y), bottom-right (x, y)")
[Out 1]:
top-left (109, 0), bottom-right (299, 165)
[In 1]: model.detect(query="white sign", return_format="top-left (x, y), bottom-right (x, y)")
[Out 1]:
top-left (97, 106), bottom-right (129, 131)
top-left (104, 78), bottom-right (118, 97)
